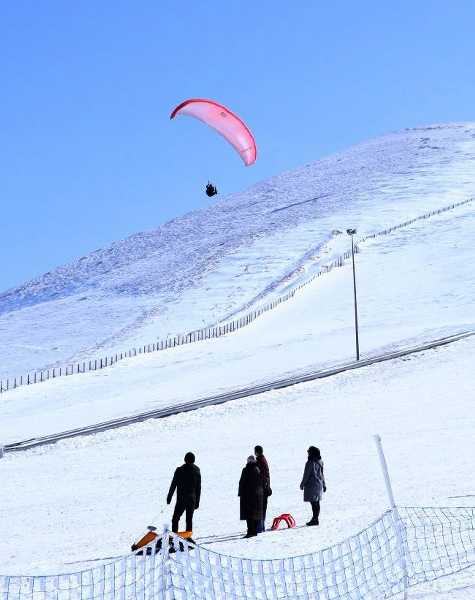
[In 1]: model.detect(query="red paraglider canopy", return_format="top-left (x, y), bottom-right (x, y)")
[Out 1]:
top-left (170, 99), bottom-right (257, 166)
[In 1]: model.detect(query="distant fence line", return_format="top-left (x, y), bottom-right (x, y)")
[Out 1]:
top-left (0, 197), bottom-right (472, 395)
top-left (4, 330), bottom-right (472, 453)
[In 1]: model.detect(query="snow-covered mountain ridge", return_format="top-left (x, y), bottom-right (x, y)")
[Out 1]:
top-left (1, 122), bottom-right (475, 378)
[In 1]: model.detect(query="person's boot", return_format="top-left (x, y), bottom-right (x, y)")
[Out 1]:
top-left (309, 502), bottom-right (320, 526)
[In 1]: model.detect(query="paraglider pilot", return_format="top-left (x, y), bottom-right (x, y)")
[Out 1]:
top-left (206, 182), bottom-right (218, 197)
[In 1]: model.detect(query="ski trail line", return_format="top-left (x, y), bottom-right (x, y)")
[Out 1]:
top-left (4, 329), bottom-right (474, 454)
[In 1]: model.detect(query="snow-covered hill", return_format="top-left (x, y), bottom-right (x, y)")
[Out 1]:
top-left (1, 200), bottom-right (474, 443)
top-left (1, 123), bottom-right (475, 378)
top-left (1, 123), bottom-right (475, 597)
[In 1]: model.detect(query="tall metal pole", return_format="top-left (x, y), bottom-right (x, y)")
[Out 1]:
top-left (347, 230), bottom-right (360, 361)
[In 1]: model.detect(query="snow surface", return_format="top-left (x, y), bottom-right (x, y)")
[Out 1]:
top-left (1, 200), bottom-right (473, 443)
top-left (0, 123), bottom-right (474, 598)
top-left (1, 123), bottom-right (475, 378)
top-left (1, 336), bottom-right (474, 590)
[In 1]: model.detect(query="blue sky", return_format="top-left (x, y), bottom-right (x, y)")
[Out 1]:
top-left (1, 1), bottom-right (474, 291)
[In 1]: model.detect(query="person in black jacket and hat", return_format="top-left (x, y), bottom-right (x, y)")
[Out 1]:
top-left (238, 455), bottom-right (264, 538)
top-left (167, 452), bottom-right (201, 533)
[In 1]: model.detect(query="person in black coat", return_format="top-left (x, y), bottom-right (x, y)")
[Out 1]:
top-left (238, 455), bottom-right (264, 538)
top-left (167, 452), bottom-right (201, 533)
top-left (254, 445), bottom-right (271, 533)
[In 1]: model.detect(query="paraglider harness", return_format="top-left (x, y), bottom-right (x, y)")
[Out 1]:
top-left (205, 182), bottom-right (218, 197)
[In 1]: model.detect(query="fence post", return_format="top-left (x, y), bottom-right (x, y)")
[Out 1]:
top-left (373, 434), bottom-right (408, 598)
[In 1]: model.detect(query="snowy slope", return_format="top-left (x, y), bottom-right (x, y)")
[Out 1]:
top-left (1, 335), bottom-right (474, 583)
top-left (1, 200), bottom-right (473, 443)
top-left (1, 123), bottom-right (474, 598)
top-left (1, 123), bottom-right (475, 378)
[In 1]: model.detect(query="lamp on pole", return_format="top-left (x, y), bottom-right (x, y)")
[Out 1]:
top-left (346, 228), bottom-right (360, 361)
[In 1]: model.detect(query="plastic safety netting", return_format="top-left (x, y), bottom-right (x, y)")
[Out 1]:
top-left (1, 507), bottom-right (474, 600)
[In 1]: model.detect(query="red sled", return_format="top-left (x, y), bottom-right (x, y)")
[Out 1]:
top-left (271, 513), bottom-right (296, 530)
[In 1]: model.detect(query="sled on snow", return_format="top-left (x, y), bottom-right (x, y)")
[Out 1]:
top-left (271, 513), bottom-right (296, 530)
top-left (131, 526), bottom-right (195, 555)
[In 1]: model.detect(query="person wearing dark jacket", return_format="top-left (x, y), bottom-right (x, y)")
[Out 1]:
top-left (300, 446), bottom-right (326, 526)
top-left (254, 445), bottom-right (271, 533)
top-left (205, 182), bottom-right (218, 197)
top-left (238, 455), bottom-right (264, 538)
top-left (167, 452), bottom-right (201, 533)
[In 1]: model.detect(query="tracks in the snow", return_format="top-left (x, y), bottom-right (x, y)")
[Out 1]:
top-left (197, 524), bottom-right (308, 546)
top-left (4, 329), bottom-right (474, 454)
